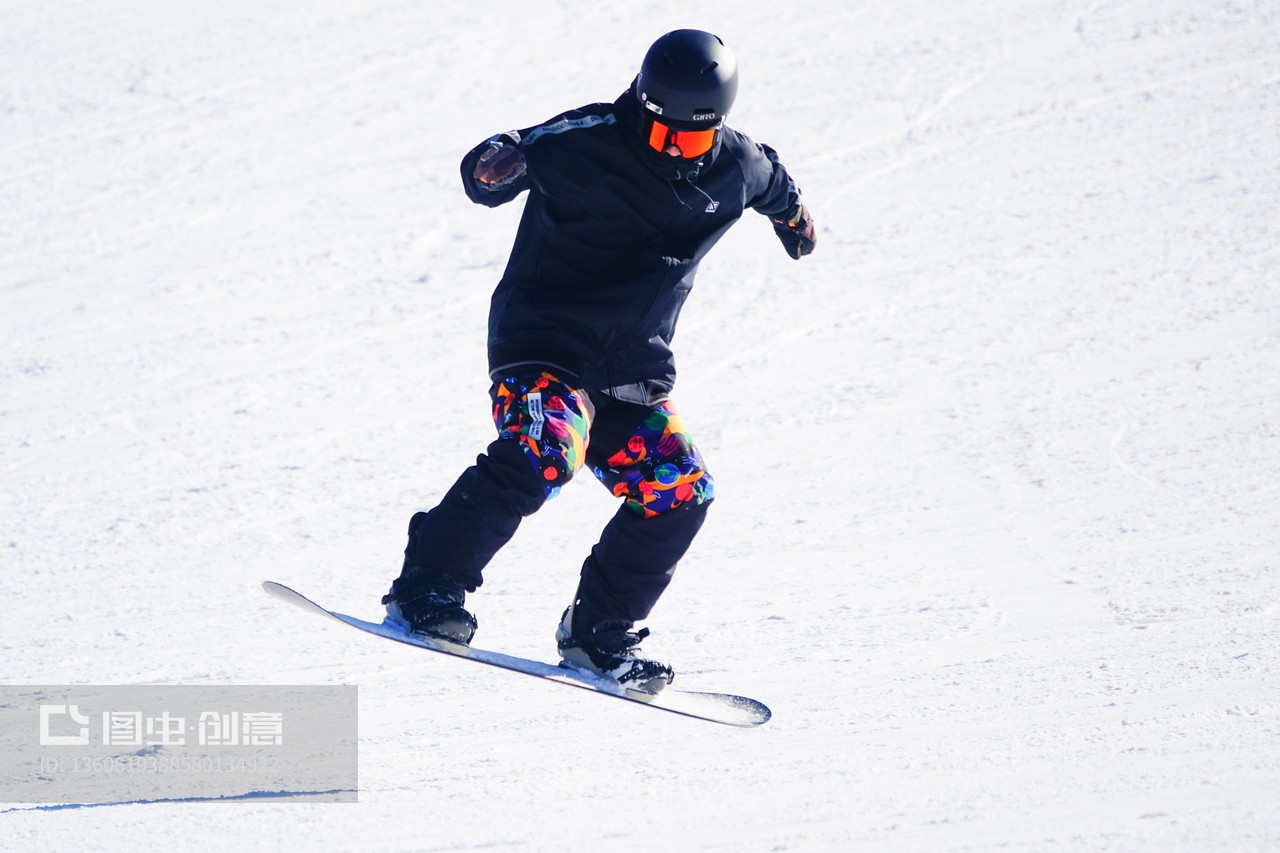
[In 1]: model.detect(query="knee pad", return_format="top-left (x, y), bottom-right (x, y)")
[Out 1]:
top-left (491, 371), bottom-right (592, 499)
top-left (594, 401), bottom-right (715, 518)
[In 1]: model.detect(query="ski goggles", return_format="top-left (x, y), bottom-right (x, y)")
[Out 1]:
top-left (641, 113), bottom-right (721, 159)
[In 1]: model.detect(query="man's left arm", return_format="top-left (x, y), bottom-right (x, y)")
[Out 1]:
top-left (746, 143), bottom-right (816, 260)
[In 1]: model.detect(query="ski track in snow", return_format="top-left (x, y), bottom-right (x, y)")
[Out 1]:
top-left (2, 1), bottom-right (1279, 850)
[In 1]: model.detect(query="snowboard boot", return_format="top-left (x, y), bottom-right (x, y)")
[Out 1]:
top-left (555, 601), bottom-right (674, 694)
top-left (382, 576), bottom-right (477, 645)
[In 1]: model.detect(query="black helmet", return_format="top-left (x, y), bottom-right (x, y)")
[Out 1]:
top-left (635, 29), bottom-right (738, 128)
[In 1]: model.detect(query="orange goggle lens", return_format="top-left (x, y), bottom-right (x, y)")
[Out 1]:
top-left (645, 118), bottom-right (718, 159)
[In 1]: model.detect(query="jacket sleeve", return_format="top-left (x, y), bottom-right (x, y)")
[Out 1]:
top-left (460, 130), bottom-right (531, 207)
top-left (461, 104), bottom-right (618, 207)
top-left (745, 142), bottom-right (802, 220)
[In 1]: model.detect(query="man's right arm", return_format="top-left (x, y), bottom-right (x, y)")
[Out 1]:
top-left (460, 131), bottom-right (529, 207)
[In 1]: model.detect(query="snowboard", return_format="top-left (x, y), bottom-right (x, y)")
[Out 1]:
top-left (262, 581), bottom-right (771, 728)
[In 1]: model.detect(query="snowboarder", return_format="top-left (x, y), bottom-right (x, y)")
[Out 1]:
top-left (382, 29), bottom-right (816, 693)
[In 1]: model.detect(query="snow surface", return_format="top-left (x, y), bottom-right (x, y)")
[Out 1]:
top-left (2, 0), bottom-right (1279, 849)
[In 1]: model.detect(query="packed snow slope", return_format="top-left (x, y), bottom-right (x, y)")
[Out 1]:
top-left (3, 0), bottom-right (1278, 850)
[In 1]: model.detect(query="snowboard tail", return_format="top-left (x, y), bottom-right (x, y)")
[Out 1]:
top-left (262, 581), bottom-right (770, 728)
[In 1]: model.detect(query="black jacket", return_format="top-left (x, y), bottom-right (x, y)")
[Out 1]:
top-left (461, 88), bottom-right (802, 404)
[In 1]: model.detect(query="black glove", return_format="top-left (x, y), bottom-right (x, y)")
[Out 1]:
top-left (771, 202), bottom-right (816, 259)
top-left (473, 139), bottom-right (527, 191)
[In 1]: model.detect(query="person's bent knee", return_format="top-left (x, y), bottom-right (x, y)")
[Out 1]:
top-left (624, 467), bottom-right (715, 518)
top-left (491, 371), bottom-right (592, 499)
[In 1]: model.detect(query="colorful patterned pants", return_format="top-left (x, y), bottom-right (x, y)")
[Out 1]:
top-left (491, 371), bottom-right (715, 516)
top-left (398, 370), bottom-right (715, 624)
